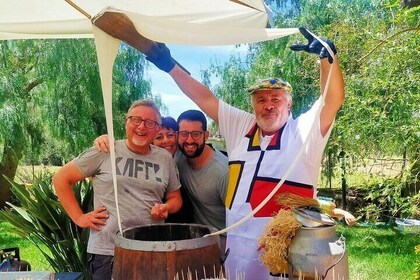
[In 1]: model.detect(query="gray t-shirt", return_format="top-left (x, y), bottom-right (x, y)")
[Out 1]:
top-left (74, 140), bottom-right (181, 255)
top-left (175, 148), bottom-right (228, 231)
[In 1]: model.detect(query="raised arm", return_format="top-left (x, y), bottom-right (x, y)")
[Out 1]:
top-left (168, 65), bottom-right (219, 122)
top-left (319, 56), bottom-right (345, 135)
top-left (146, 43), bottom-right (220, 123)
top-left (290, 27), bottom-right (345, 136)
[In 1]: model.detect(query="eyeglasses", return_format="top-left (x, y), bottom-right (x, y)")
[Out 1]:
top-left (128, 116), bottom-right (160, 129)
top-left (178, 131), bottom-right (205, 140)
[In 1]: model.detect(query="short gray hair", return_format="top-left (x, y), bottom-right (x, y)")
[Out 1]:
top-left (126, 99), bottom-right (162, 123)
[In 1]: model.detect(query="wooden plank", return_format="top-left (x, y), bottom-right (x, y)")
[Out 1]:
top-left (92, 11), bottom-right (157, 55)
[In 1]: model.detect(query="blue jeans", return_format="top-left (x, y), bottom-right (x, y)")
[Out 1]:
top-left (88, 254), bottom-right (114, 280)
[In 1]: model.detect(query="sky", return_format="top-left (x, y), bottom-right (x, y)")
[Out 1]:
top-left (146, 44), bottom-right (248, 120)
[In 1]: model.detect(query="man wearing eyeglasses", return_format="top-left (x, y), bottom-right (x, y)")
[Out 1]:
top-left (53, 99), bottom-right (182, 280)
top-left (93, 109), bottom-right (229, 250)
top-left (175, 110), bottom-right (228, 250)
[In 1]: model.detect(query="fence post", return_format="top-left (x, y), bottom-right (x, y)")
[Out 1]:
top-left (338, 149), bottom-right (347, 210)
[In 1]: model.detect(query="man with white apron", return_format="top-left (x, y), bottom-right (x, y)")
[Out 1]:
top-left (146, 27), bottom-right (345, 279)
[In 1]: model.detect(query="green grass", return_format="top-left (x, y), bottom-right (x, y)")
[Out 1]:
top-left (0, 221), bottom-right (52, 271)
top-left (336, 224), bottom-right (419, 280)
top-left (1, 221), bottom-right (418, 279)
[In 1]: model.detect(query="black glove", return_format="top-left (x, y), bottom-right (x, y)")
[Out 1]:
top-left (290, 27), bottom-right (337, 63)
top-left (146, 42), bottom-right (176, 72)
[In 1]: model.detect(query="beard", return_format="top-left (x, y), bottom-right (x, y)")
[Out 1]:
top-left (256, 110), bottom-right (289, 135)
top-left (179, 141), bottom-right (206, 158)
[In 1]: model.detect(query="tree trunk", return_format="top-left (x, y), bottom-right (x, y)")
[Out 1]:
top-left (406, 152), bottom-right (420, 196)
top-left (0, 140), bottom-right (23, 209)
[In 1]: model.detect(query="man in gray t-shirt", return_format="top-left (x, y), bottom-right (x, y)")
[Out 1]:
top-left (53, 100), bottom-right (182, 280)
top-left (93, 109), bottom-right (229, 249)
top-left (175, 110), bottom-right (228, 249)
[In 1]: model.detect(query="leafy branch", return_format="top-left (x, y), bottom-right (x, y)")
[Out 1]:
top-left (358, 26), bottom-right (420, 62)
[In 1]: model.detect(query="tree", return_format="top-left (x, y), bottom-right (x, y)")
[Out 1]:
top-left (203, 0), bottom-right (419, 199)
top-left (325, 0), bottom-right (419, 194)
top-left (0, 40), bottom-right (44, 208)
top-left (0, 40), bottom-right (152, 208)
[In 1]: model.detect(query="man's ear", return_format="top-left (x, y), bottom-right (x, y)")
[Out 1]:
top-left (125, 118), bottom-right (130, 129)
top-left (204, 131), bottom-right (210, 141)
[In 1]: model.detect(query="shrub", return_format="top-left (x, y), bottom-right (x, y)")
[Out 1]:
top-left (358, 174), bottom-right (420, 222)
top-left (0, 170), bottom-right (92, 279)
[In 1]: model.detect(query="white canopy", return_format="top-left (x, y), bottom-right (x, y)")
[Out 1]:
top-left (2, 0), bottom-right (316, 235)
top-left (0, 0), bottom-right (298, 44)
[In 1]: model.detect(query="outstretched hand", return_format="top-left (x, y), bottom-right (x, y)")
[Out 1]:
top-left (146, 43), bottom-right (176, 73)
top-left (343, 211), bottom-right (357, 226)
top-left (290, 27), bottom-right (337, 63)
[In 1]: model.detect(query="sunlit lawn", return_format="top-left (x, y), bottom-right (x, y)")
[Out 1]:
top-left (337, 224), bottom-right (419, 280)
top-left (1, 220), bottom-right (418, 279)
top-left (0, 221), bottom-right (52, 271)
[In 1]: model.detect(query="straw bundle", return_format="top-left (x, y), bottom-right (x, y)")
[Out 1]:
top-left (275, 193), bottom-right (319, 209)
top-left (258, 209), bottom-right (301, 274)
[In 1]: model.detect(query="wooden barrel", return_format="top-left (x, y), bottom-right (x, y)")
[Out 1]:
top-left (113, 223), bottom-right (223, 280)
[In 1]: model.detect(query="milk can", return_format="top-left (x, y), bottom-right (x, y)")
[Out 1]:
top-left (287, 209), bottom-right (349, 280)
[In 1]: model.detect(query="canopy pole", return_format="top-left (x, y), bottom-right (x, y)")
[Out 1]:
top-left (65, 0), bottom-right (91, 19)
